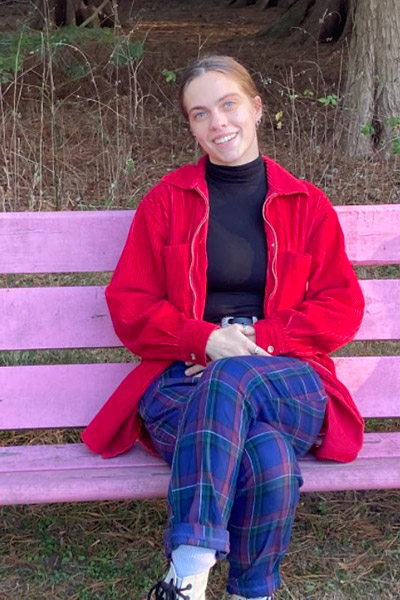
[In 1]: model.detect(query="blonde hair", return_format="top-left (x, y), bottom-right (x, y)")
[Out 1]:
top-left (178, 55), bottom-right (259, 120)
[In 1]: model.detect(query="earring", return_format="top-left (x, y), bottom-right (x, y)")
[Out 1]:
top-left (256, 118), bottom-right (262, 129)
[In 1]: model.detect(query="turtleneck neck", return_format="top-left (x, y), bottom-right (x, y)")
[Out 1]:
top-left (205, 154), bottom-right (264, 185)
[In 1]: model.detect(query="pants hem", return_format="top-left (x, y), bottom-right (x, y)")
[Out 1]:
top-left (166, 523), bottom-right (230, 560)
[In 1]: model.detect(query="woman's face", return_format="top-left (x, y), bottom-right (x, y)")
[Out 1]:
top-left (183, 70), bottom-right (262, 167)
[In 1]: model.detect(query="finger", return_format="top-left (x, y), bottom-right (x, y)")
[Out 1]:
top-left (185, 364), bottom-right (206, 376)
top-left (186, 366), bottom-right (206, 376)
top-left (241, 325), bottom-right (256, 336)
top-left (252, 345), bottom-right (270, 356)
top-left (185, 361), bottom-right (194, 366)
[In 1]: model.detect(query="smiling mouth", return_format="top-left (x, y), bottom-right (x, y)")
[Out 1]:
top-left (214, 132), bottom-right (238, 145)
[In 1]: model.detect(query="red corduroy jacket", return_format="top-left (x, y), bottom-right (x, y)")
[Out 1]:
top-left (82, 155), bottom-right (365, 463)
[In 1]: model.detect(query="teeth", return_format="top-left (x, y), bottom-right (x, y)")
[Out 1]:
top-left (215, 133), bottom-right (237, 145)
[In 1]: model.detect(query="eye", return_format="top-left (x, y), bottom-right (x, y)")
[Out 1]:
top-left (224, 100), bottom-right (235, 109)
top-left (193, 111), bottom-right (206, 120)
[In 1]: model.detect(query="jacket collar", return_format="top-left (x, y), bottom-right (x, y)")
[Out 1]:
top-left (161, 154), bottom-right (309, 198)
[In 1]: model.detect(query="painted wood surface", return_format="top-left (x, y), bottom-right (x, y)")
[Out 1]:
top-left (1, 205), bottom-right (400, 501)
top-left (0, 432), bottom-right (399, 504)
top-left (1, 205), bottom-right (400, 274)
top-left (0, 211), bottom-right (133, 274)
top-left (0, 356), bottom-right (398, 429)
top-left (0, 279), bottom-right (399, 351)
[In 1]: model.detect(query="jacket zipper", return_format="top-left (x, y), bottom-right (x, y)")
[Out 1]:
top-left (262, 192), bottom-right (279, 314)
top-left (190, 186), bottom-right (209, 319)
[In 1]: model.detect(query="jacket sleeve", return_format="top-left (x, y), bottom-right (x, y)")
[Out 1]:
top-left (106, 195), bottom-right (219, 365)
top-left (254, 194), bottom-right (365, 357)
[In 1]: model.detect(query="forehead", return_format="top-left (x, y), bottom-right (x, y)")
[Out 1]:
top-left (183, 71), bottom-right (246, 110)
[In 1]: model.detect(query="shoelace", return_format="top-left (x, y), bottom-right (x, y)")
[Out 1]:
top-left (147, 576), bottom-right (192, 600)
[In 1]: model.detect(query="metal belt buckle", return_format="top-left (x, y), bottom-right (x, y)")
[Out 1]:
top-left (221, 316), bottom-right (235, 328)
top-left (220, 316), bottom-right (259, 328)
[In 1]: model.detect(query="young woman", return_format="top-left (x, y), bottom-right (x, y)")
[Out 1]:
top-left (82, 56), bottom-right (365, 600)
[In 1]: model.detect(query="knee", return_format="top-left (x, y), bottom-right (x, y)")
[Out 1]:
top-left (203, 356), bottom-right (243, 374)
top-left (200, 357), bottom-right (250, 403)
top-left (202, 356), bottom-right (255, 388)
top-left (243, 428), bottom-right (302, 490)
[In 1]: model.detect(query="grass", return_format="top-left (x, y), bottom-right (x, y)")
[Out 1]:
top-left (1, 491), bottom-right (399, 599)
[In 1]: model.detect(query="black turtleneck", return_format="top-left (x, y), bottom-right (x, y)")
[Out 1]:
top-left (203, 155), bottom-right (268, 324)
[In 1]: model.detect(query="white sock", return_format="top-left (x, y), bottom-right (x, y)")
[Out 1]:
top-left (172, 544), bottom-right (217, 577)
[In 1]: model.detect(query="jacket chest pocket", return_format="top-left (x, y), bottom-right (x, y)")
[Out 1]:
top-left (164, 244), bottom-right (193, 314)
top-left (273, 250), bottom-right (312, 311)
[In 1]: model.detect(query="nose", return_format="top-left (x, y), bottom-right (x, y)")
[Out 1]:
top-left (209, 109), bottom-right (227, 130)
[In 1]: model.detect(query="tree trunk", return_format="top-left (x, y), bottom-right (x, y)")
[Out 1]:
top-left (228, 0), bottom-right (256, 7)
top-left (29, 0), bottom-right (114, 29)
top-left (29, 0), bottom-right (57, 29)
top-left (338, 0), bottom-right (400, 157)
top-left (259, 0), bottom-right (350, 43)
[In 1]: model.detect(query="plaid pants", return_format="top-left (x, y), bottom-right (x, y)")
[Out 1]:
top-left (139, 356), bottom-right (327, 597)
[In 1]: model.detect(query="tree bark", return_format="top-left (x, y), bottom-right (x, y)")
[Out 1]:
top-left (29, 0), bottom-right (114, 29)
top-left (259, 0), bottom-right (350, 43)
top-left (338, 0), bottom-right (400, 157)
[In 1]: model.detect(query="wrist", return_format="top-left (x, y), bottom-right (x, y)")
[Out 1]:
top-left (181, 319), bottom-right (220, 365)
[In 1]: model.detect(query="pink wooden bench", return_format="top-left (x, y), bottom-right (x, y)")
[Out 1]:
top-left (1, 206), bottom-right (400, 505)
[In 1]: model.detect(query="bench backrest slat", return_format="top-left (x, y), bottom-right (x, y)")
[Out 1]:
top-left (0, 279), bottom-right (398, 351)
top-left (0, 211), bottom-right (132, 274)
top-left (0, 356), bottom-right (398, 430)
top-left (0, 286), bottom-right (120, 350)
top-left (1, 206), bottom-right (400, 273)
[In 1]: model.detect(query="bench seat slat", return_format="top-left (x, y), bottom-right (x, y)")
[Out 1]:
top-left (0, 433), bottom-right (399, 504)
top-left (0, 464), bottom-right (171, 505)
top-left (1, 279), bottom-right (399, 351)
top-left (1, 206), bottom-right (400, 273)
top-left (0, 357), bottom-right (399, 430)
top-left (0, 432), bottom-right (398, 474)
top-left (0, 442), bottom-right (164, 473)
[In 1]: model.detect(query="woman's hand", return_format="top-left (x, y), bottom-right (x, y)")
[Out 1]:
top-left (241, 324), bottom-right (256, 344)
top-left (184, 361), bottom-right (208, 377)
top-left (205, 323), bottom-right (270, 361)
top-left (186, 324), bottom-right (271, 377)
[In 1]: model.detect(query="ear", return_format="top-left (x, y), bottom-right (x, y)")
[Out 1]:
top-left (253, 95), bottom-right (262, 120)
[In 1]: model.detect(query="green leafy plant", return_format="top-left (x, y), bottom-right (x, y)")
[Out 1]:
top-left (386, 117), bottom-right (400, 128)
top-left (360, 122), bottom-right (375, 136)
top-left (317, 94), bottom-right (338, 107)
top-left (162, 68), bottom-right (176, 83)
top-left (385, 117), bottom-right (400, 154)
top-left (110, 40), bottom-right (144, 67)
top-left (260, 75), bottom-right (272, 87)
top-left (391, 137), bottom-right (400, 154)
top-left (275, 110), bottom-right (284, 130)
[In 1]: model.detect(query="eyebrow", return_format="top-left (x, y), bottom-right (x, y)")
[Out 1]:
top-left (188, 93), bottom-right (240, 114)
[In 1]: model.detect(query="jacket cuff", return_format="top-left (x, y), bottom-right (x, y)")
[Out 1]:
top-left (254, 317), bottom-right (289, 355)
top-left (180, 319), bottom-right (220, 365)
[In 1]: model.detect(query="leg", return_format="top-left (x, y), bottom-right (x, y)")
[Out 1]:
top-left (139, 361), bottom-right (218, 599)
top-left (165, 356), bottom-right (326, 560)
top-left (227, 421), bottom-right (301, 598)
